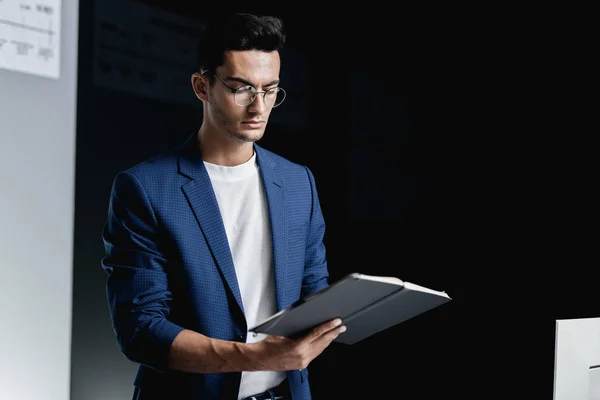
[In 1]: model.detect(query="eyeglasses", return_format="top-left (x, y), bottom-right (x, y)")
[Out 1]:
top-left (202, 71), bottom-right (287, 108)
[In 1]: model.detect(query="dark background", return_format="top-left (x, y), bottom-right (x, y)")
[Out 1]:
top-left (70, 2), bottom-right (596, 399)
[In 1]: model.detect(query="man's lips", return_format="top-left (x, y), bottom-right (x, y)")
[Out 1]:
top-left (242, 120), bottom-right (265, 128)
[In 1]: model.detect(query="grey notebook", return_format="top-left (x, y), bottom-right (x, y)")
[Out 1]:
top-left (249, 272), bottom-right (452, 345)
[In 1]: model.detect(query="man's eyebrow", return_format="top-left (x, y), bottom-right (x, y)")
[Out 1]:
top-left (224, 76), bottom-right (280, 87)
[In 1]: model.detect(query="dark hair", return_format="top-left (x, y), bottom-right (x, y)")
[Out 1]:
top-left (196, 13), bottom-right (286, 79)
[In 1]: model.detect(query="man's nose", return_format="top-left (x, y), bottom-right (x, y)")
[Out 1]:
top-left (247, 93), bottom-right (267, 113)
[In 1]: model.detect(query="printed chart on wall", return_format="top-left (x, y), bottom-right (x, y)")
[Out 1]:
top-left (0, 0), bottom-right (61, 79)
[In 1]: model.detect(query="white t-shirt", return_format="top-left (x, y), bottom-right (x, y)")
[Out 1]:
top-left (204, 152), bottom-right (286, 399)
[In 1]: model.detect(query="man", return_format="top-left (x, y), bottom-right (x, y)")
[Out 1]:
top-left (101, 13), bottom-right (345, 400)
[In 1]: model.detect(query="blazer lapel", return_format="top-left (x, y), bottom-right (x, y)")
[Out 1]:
top-left (177, 135), bottom-right (245, 317)
top-left (255, 144), bottom-right (288, 311)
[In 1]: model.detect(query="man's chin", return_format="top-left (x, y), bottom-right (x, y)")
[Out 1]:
top-left (233, 129), bottom-right (265, 143)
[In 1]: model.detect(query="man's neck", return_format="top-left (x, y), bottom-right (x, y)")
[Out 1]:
top-left (196, 127), bottom-right (254, 166)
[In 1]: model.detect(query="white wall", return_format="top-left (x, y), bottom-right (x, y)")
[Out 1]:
top-left (554, 317), bottom-right (600, 400)
top-left (0, 1), bottom-right (79, 399)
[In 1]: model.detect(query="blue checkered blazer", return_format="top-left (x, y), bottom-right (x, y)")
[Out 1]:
top-left (101, 133), bottom-right (329, 399)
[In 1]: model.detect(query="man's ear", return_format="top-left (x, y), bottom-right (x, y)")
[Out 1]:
top-left (191, 72), bottom-right (209, 102)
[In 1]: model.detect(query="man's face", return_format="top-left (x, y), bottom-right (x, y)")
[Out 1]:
top-left (207, 50), bottom-right (281, 143)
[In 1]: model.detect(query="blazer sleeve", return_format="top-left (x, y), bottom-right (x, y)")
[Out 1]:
top-left (101, 171), bottom-right (184, 373)
top-left (301, 166), bottom-right (330, 297)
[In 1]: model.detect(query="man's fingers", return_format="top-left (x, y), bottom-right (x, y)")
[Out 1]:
top-left (312, 325), bottom-right (346, 354)
top-left (310, 318), bottom-right (346, 342)
top-left (307, 318), bottom-right (343, 342)
top-left (328, 325), bottom-right (346, 341)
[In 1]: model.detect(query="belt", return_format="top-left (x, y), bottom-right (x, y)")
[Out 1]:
top-left (240, 379), bottom-right (289, 400)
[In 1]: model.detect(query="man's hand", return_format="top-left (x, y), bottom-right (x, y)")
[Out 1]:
top-left (251, 318), bottom-right (347, 371)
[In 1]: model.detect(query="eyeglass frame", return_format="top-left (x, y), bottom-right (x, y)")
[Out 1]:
top-left (201, 70), bottom-right (286, 108)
